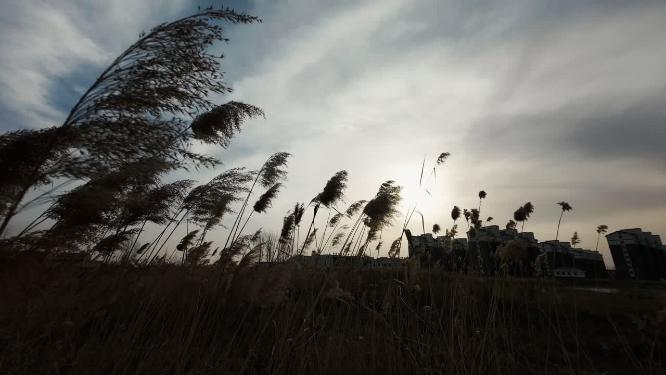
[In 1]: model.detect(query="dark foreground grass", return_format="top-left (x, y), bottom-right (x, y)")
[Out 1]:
top-left (1, 259), bottom-right (664, 375)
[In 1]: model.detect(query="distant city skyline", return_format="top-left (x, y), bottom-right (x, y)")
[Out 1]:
top-left (1, 0), bottom-right (665, 266)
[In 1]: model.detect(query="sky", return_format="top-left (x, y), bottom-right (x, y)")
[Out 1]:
top-left (1, 0), bottom-right (665, 266)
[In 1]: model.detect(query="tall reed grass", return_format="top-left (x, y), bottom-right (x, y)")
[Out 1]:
top-left (0, 258), bottom-right (663, 374)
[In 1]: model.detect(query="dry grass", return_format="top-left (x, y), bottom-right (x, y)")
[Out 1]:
top-left (0, 258), bottom-right (664, 375)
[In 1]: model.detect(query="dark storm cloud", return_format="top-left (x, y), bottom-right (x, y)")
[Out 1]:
top-left (566, 95), bottom-right (666, 165)
top-left (470, 91), bottom-right (666, 168)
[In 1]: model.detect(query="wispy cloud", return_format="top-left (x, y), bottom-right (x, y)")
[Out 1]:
top-left (0, 0), bottom-right (189, 129)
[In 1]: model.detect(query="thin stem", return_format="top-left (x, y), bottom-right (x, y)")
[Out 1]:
top-left (16, 179), bottom-right (74, 213)
top-left (128, 218), bottom-right (148, 259)
top-left (321, 222), bottom-right (341, 255)
top-left (233, 210), bottom-right (254, 243)
top-left (353, 225), bottom-right (367, 256)
top-left (142, 208), bottom-right (183, 263)
top-left (224, 168), bottom-right (262, 251)
top-left (148, 209), bottom-right (188, 264)
top-left (299, 204), bottom-right (319, 256)
top-left (317, 210), bottom-right (331, 254)
top-left (555, 210), bottom-right (564, 241)
top-left (340, 214), bottom-right (364, 256)
top-left (15, 202), bottom-right (56, 238)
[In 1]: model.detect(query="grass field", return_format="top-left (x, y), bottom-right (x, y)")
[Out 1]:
top-left (1, 258), bottom-right (665, 375)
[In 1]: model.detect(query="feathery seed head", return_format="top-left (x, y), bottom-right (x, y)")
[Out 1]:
top-left (557, 201), bottom-right (572, 211)
top-left (314, 170), bottom-right (348, 208)
top-left (253, 183), bottom-right (282, 213)
top-left (436, 152), bottom-right (451, 165)
top-left (259, 152), bottom-right (291, 188)
top-left (451, 206), bottom-right (461, 222)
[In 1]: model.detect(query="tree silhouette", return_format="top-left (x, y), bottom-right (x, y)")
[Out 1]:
top-left (555, 201), bottom-right (572, 241)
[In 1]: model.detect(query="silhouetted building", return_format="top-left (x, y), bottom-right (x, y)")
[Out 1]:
top-left (606, 229), bottom-right (666, 280)
top-left (467, 225), bottom-right (540, 276)
top-left (405, 230), bottom-right (467, 270)
top-left (570, 248), bottom-right (608, 279)
top-left (367, 257), bottom-right (403, 269)
top-left (293, 254), bottom-right (403, 269)
top-left (466, 225), bottom-right (501, 274)
top-left (407, 225), bottom-right (608, 279)
top-left (537, 240), bottom-right (607, 279)
top-left (295, 254), bottom-right (364, 268)
top-left (552, 267), bottom-right (585, 279)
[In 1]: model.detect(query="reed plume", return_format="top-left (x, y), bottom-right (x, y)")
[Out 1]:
top-left (0, 8), bottom-right (261, 236)
top-left (292, 202), bottom-right (305, 251)
top-left (451, 206), bottom-right (461, 223)
top-left (313, 171), bottom-right (348, 207)
top-left (478, 190), bottom-right (487, 211)
top-left (233, 183), bottom-right (283, 242)
top-left (300, 171), bottom-right (348, 254)
top-left (278, 212), bottom-right (296, 259)
top-left (513, 206), bottom-right (527, 231)
top-left (331, 232), bottom-right (346, 248)
top-left (345, 200), bottom-right (367, 217)
top-left (388, 237), bottom-right (402, 258)
top-left (93, 229), bottom-right (138, 261)
top-left (191, 102), bottom-right (264, 146)
top-left (520, 201), bottom-right (535, 232)
top-left (436, 152), bottom-right (451, 165)
top-left (571, 231), bottom-right (581, 247)
top-left (176, 230), bottom-right (200, 252)
top-left (359, 180), bottom-right (402, 254)
top-left (555, 201), bottom-right (573, 241)
top-left (225, 152), bottom-right (290, 249)
top-left (470, 208), bottom-right (481, 229)
top-left (329, 213), bottom-right (344, 227)
top-left (186, 241), bottom-right (213, 266)
top-left (253, 183), bottom-right (282, 213)
top-left (145, 168), bottom-right (251, 263)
